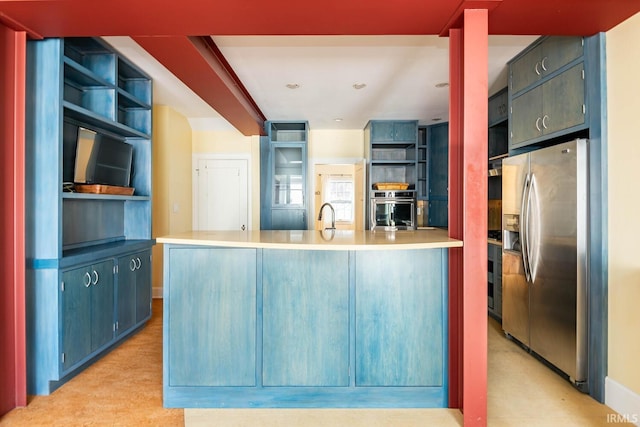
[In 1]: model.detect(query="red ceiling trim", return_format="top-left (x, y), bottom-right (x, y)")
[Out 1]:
top-left (439, 0), bottom-right (502, 36)
top-left (0, 13), bottom-right (42, 40)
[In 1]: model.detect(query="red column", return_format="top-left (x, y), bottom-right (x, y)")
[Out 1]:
top-left (448, 27), bottom-right (464, 410)
top-left (0, 23), bottom-right (27, 414)
top-left (448, 9), bottom-right (488, 427)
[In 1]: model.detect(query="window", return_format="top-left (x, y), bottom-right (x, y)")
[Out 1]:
top-left (324, 176), bottom-right (354, 223)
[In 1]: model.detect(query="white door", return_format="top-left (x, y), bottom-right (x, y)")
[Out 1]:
top-left (195, 158), bottom-right (248, 231)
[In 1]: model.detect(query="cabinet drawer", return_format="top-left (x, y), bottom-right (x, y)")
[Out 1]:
top-left (510, 36), bottom-right (583, 94)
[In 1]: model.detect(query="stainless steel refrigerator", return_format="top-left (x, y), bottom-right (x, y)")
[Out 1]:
top-left (502, 138), bottom-right (588, 392)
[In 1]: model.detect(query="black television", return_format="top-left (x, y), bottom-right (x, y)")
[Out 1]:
top-left (73, 127), bottom-right (133, 187)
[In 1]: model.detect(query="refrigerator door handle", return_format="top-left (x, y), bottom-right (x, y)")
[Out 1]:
top-left (528, 174), bottom-right (540, 283)
top-left (520, 173), bottom-right (532, 282)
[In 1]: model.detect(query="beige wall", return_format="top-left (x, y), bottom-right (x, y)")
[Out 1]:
top-left (606, 11), bottom-right (640, 396)
top-left (151, 105), bottom-right (193, 294)
top-left (308, 129), bottom-right (365, 159)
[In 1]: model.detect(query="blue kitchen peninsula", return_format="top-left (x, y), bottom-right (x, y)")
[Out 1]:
top-left (157, 229), bottom-right (462, 408)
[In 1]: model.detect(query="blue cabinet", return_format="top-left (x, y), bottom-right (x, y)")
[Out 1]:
top-left (61, 260), bottom-right (114, 373)
top-left (167, 247), bottom-right (257, 387)
top-left (509, 36), bottom-right (588, 150)
top-left (355, 250), bottom-right (445, 386)
top-left (369, 120), bottom-right (417, 142)
top-left (426, 122), bottom-right (449, 227)
top-left (262, 250), bottom-right (350, 386)
top-left (510, 36), bottom-right (584, 95)
top-left (25, 37), bottom-right (153, 395)
top-left (488, 243), bottom-right (503, 320)
top-left (365, 120), bottom-right (418, 191)
top-left (116, 250), bottom-right (152, 336)
top-left (260, 122), bottom-right (308, 230)
top-left (162, 245), bottom-right (448, 408)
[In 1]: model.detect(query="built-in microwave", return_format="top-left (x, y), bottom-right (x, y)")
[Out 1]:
top-left (370, 191), bottom-right (416, 230)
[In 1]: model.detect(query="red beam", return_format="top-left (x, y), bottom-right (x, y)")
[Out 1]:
top-left (0, 23), bottom-right (27, 415)
top-left (133, 35), bottom-right (266, 136)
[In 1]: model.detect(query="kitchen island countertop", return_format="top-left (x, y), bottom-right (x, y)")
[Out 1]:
top-left (156, 228), bottom-right (462, 251)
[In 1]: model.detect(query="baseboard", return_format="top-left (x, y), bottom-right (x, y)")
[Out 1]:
top-left (605, 376), bottom-right (640, 426)
top-left (152, 287), bottom-right (163, 299)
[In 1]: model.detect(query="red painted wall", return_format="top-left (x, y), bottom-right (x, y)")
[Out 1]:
top-left (0, 23), bottom-right (27, 415)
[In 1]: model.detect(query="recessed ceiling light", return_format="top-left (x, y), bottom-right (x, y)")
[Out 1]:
top-left (353, 83), bottom-right (367, 90)
top-left (432, 117), bottom-right (442, 122)
top-left (334, 118), bottom-right (343, 122)
top-left (435, 82), bottom-right (449, 88)
top-left (286, 83), bottom-right (300, 89)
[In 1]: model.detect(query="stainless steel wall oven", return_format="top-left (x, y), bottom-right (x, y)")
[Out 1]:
top-left (369, 191), bottom-right (416, 230)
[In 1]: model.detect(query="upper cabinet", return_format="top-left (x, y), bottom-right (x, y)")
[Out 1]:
top-left (510, 37), bottom-right (584, 95)
top-left (369, 120), bottom-right (418, 143)
top-left (508, 36), bottom-right (587, 151)
top-left (364, 120), bottom-right (418, 191)
top-left (260, 121), bottom-right (309, 230)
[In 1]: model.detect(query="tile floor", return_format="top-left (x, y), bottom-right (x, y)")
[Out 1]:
top-left (0, 300), bottom-right (632, 427)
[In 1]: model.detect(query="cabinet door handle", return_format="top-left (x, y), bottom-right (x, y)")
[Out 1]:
top-left (84, 272), bottom-right (92, 288)
top-left (135, 257), bottom-right (141, 270)
top-left (541, 57), bottom-right (548, 72)
top-left (535, 117), bottom-right (542, 132)
top-left (130, 258), bottom-right (136, 271)
top-left (542, 115), bottom-right (549, 129)
top-left (534, 62), bottom-right (541, 76)
top-left (92, 270), bottom-right (99, 285)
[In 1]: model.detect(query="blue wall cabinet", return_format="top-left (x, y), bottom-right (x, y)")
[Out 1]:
top-left (364, 120), bottom-right (418, 229)
top-left (509, 36), bottom-right (588, 151)
top-left (25, 37), bottom-right (153, 395)
top-left (417, 126), bottom-right (428, 200)
top-left (426, 122), bottom-right (449, 227)
top-left (365, 120), bottom-right (418, 191)
top-left (262, 250), bottom-right (350, 386)
top-left (260, 122), bottom-right (308, 230)
top-left (510, 36), bottom-right (584, 94)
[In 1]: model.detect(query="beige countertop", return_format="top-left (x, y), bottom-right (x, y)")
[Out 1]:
top-left (157, 228), bottom-right (463, 251)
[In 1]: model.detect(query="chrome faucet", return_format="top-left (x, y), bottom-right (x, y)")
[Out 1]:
top-left (318, 202), bottom-right (336, 230)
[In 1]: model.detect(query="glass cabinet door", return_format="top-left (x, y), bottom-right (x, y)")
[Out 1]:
top-left (273, 145), bottom-right (304, 207)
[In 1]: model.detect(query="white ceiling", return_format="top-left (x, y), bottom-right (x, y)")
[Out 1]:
top-left (104, 35), bottom-right (538, 132)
